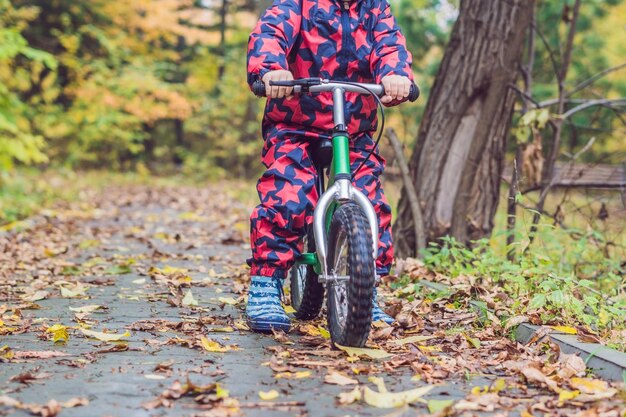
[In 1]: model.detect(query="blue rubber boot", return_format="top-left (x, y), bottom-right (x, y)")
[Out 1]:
top-left (372, 288), bottom-right (394, 324)
top-left (246, 276), bottom-right (291, 332)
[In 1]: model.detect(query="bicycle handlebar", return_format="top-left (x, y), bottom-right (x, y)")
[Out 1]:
top-left (252, 77), bottom-right (420, 102)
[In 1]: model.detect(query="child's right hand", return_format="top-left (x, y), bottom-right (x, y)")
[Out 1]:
top-left (262, 70), bottom-right (294, 98)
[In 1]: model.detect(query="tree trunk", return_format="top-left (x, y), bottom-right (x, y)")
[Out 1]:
top-left (394, 0), bottom-right (535, 258)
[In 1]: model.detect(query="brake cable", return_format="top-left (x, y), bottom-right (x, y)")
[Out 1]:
top-left (328, 80), bottom-right (386, 180)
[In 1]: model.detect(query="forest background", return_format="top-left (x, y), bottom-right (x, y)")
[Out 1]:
top-left (1, 0), bottom-right (625, 347)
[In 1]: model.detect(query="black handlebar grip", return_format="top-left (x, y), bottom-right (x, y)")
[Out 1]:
top-left (408, 83), bottom-right (420, 102)
top-left (252, 80), bottom-right (266, 97)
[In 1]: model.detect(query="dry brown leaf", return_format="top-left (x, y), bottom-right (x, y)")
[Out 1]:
top-left (521, 367), bottom-right (560, 393)
top-left (557, 353), bottom-right (586, 379)
top-left (12, 351), bottom-right (70, 359)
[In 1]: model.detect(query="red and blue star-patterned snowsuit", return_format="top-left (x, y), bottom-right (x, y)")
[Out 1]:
top-left (247, 0), bottom-right (413, 279)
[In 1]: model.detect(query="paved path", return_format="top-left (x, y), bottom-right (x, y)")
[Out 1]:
top-left (1, 184), bottom-right (623, 417)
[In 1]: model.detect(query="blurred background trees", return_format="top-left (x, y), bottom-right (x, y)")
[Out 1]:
top-left (1, 0), bottom-right (625, 259)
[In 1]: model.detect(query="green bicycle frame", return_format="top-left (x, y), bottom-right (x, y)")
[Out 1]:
top-left (293, 85), bottom-right (379, 282)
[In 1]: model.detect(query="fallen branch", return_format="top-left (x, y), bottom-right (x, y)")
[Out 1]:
top-left (385, 128), bottom-right (426, 254)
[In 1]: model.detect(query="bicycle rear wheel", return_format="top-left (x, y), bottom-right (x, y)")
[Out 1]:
top-left (289, 227), bottom-right (324, 320)
top-left (326, 202), bottom-right (375, 347)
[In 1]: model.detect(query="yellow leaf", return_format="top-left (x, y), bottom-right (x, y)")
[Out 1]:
top-left (393, 335), bottom-right (436, 345)
top-left (558, 390), bottom-right (580, 403)
top-left (299, 324), bottom-right (321, 336)
top-left (215, 384), bottom-right (229, 399)
top-left (274, 371), bottom-right (311, 379)
top-left (284, 305), bottom-right (296, 314)
top-left (200, 336), bottom-right (229, 353)
top-left (491, 378), bottom-right (506, 393)
top-left (337, 386), bottom-right (362, 405)
top-left (549, 326), bottom-right (577, 335)
top-left (182, 290), bottom-right (198, 306)
top-left (317, 326), bottom-right (330, 339)
top-left (161, 265), bottom-right (188, 274)
top-left (463, 333), bottom-right (481, 349)
top-left (417, 345), bottom-right (441, 353)
top-left (0, 345), bottom-right (14, 360)
top-left (569, 377), bottom-right (609, 394)
top-left (259, 390), bottom-right (279, 400)
top-left (368, 376), bottom-right (388, 393)
top-left (335, 344), bottom-right (392, 359)
top-left (46, 324), bottom-right (69, 343)
top-left (178, 212), bottom-right (208, 222)
top-left (363, 384), bottom-right (434, 408)
top-left (218, 297), bottom-right (238, 305)
top-left (212, 326), bottom-right (234, 333)
top-left (520, 411), bottom-right (534, 417)
top-left (80, 328), bottom-right (130, 342)
top-left (233, 320), bottom-right (249, 331)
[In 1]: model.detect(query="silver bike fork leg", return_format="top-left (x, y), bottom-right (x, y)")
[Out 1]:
top-left (313, 182), bottom-right (379, 283)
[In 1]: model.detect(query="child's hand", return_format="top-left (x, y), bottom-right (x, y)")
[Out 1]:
top-left (262, 70), bottom-right (295, 98)
top-left (381, 75), bottom-right (412, 104)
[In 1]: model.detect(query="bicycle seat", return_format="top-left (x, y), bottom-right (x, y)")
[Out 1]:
top-left (311, 139), bottom-right (333, 168)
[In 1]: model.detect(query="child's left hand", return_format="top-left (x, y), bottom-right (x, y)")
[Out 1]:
top-left (381, 75), bottom-right (412, 104)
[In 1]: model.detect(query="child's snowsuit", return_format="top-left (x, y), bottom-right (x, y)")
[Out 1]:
top-left (247, 0), bottom-right (413, 278)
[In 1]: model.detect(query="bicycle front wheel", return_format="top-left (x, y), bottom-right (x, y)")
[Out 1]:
top-left (326, 202), bottom-right (375, 347)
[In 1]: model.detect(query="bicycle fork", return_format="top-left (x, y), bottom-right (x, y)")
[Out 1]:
top-left (312, 86), bottom-right (379, 284)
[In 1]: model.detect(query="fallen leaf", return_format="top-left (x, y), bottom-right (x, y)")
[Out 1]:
top-left (317, 326), bottom-right (330, 339)
top-left (284, 305), bottom-right (296, 314)
top-left (9, 370), bottom-right (52, 385)
top-left (569, 377), bottom-right (617, 401)
top-left (558, 389), bottom-right (580, 403)
top-left (549, 325), bottom-right (577, 335)
top-left (258, 390), bottom-right (279, 400)
top-left (428, 399), bottom-right (454, 413)
top-left (393, 335), bottom-right (436, 345)
top-left (46, 324), bottom-right (69, 343)
top-left (324, 371), bottom-right (358, 386)
top-left (200, 336), bottom-right (229, 353)
top-left (218, 296), bottom-right (238, 305)
top-left (60, 283), bottom-right (87, 298)
top-left (12, 351), bottom-right (70, 359)
top-left (233, 321), bottom-right (249, 331)
top-left (79, 328), bottom-right (130, 342)
top-left (557, 353), bottom-right (586, 379)
top-left (521, 367), bottom-right (559, 393)
top-left (337, 386), bottom-right (362, 405)
top-left (145, 374), bottom-right (167, 380)
top-left (335, 344), bottom-right (392, 359)
top-left (182, 290), bottom-right (198, 307)
top-left (60, 398), bottom-right (89, 408)
top-left (274, 371), bottom-right (311, 379)
top-left (68, 305), bottom-right (106, 314)
top-left (22, 291), bottom-right (49, 302)
top-left (363, 384), bottom-right (434, 408)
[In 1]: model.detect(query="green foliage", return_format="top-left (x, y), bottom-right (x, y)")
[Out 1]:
top-left (526, 0), bottom-right (626, 162)
top-left (0, 0), bottom-right (56, 169)
top-left (419, 235), bottom-right (625, 342)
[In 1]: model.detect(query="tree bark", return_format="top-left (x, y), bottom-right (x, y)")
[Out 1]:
top-left (394, 0), bottom-right (535, 258)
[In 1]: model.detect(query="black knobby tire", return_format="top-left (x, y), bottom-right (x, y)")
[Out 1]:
top-left (289, 227), bottom-right (324, 320)
top-left (326, 202), bottom-right (375, 347)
